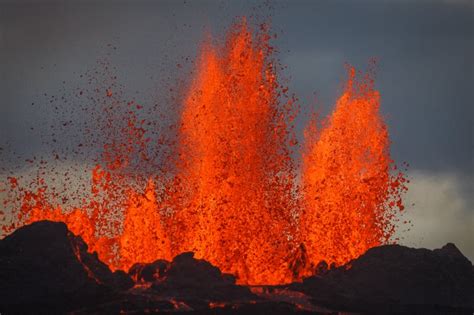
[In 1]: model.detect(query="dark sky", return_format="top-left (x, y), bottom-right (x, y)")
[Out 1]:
top-left (0, 0), bottom-right (473, 257)
top-left (1, 0), bottom-right (472, 173)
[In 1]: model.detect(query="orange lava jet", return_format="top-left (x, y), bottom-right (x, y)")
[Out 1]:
top-left (170, 20), bottom-right (298, 284)
top-left (0, 19), bottom-right (407, 285)
top-left (300, 65), bottom-right (407, 272)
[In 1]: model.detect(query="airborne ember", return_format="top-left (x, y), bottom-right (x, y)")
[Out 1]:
top-left (0, 19), bottom-right (407, 285)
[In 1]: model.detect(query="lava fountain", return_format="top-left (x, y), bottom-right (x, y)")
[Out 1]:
top-left (0, 19), bottom-right (407, 285)
top-left (300, 65), bottom-right (408, 272)
top-left (171, 21), bottom-right (299, 284)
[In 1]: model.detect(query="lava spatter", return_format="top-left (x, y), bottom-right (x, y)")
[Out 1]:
top-left (0, 20), bottom-right (407, 285)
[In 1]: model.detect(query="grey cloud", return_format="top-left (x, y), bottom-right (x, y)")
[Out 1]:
top-left (398, 170), bottom-right (474, 261)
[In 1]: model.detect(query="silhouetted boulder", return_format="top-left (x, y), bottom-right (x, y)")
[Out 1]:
top-left (145, 252), bottom-right (254, 301)
top-left (129, 259), bottom-right (170, 283)
top-left (293, 243), bottom-right (474, 313)
top-left (0, 220), bottom-right (133, 313)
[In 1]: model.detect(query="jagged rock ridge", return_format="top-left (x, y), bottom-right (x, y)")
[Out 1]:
top-left (1, 220), bottom-right (472, 314)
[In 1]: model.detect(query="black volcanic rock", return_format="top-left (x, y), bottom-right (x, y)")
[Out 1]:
top-left (129, 259), bottom-right (170, 283)
top-left (292, 243), bottom-right (474, 313)
top-left (0, 220), bottom-right (133, 313)
top-left (2, 220), bottom-right (473, 314)
top-left (162, 252), bottom-right (236, 288)
top-left (134, 252), bottom-right (255, 302)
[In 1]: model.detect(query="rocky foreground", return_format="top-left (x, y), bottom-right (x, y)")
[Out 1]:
top-left (0, 221), bottom-right (472, 314)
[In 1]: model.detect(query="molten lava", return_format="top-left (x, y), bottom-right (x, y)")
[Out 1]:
top-left (301, 65), bottom-right (407, 270)
top-left (171, 21), bottom-right (298, 284)
top-left (0, 19), bottom-right (407, 285)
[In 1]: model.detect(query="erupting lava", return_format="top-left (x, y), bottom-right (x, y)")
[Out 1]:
top-left (301, 66), bottom-right (407, 270)
top-left (0, 19), bottom-right (407, 285)
top-left (171, 21), bottom-right (299, 284)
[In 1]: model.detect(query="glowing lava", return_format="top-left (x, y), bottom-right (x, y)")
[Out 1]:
top-left (171, 20), bottom-right (298, 284)
top-left (0, 19), bottom-right (407, 285)
top-left (301, 65), bottom-right (407, 271)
